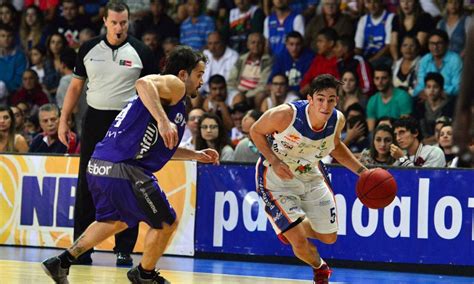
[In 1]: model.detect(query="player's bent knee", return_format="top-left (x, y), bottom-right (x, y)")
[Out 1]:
top-left (319, 233), bottom-right (337, 244)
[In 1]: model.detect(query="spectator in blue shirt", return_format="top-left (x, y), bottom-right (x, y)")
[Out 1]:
top-left (268, 31), bottom-right (314, 95)
top-left (0, 24), bottom-right (27, 96)
top-left (413, 29), bottom-right (462, 98)
top-left (180, 0), bottom-right (216, 50)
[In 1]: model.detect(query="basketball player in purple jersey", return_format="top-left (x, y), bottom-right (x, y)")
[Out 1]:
top-left (251, 75), bottom-right (368, 284)
top-left (42, 46), bottom-right (219, 284)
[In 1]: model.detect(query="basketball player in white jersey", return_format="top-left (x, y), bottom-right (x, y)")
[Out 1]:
top-left (250, 74), bottom-right (368, 283)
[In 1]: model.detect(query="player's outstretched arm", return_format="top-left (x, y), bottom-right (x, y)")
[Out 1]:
top-left (173, 147), bottom-right (220, 164)
top-left (250, 105), bottom-right (294, 180)
top-left (136, 75), bottom-right (185, 149)
top-left (331, 115), bottom-right (368, 176)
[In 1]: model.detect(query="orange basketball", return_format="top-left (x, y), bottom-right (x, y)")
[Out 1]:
top-left (356, 168), bottom-right (397, 209)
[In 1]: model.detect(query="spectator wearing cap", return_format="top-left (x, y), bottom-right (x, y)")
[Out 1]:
top-left (413, 29), bottom-right (463, 98)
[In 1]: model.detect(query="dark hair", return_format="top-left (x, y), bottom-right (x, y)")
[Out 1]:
top-left (397, 0), bottom-right (422, 30)
top-left (209, 74), bottom-right (226, 86)
top-left (347, 114), bottom-right (369, 136)
top-left (60, 47), bottom-right (77, 70)
top-left (374, 64), bottom-right (392, 76)
top-left (424, 72), bottom-right (444, 89)
top-left (45, 32), bottom-right (67, 58)
top-left (271, 73), bottom-right (289, 85)
top-left (231, 102), bottom-right (251, 114)
top-left (162, 45), bottom-right (207, 76)
top-left (376, 116), bottom-right (394, 127)
top-left (393, 117), bottom-right (423, 141)
top-left (31, 44), bottom-right (46, 56)
top-left (0, 105), bottom-right (16, 152)
top-left (344, 102), bottom-right (365, 117)
top-left (428, 29), bottom-right (450, 44)
top-left (308, 74), bottom-right (343, 96)
top-left (400, 34), bottom-right (421, 54)
top-left (286, 31), bottom-right (303, 42)
top-left (105, 0), bottom-right (130, 18)
top-left (246, 109), bottom-right (263, 121)
top-left (0, 23), bottom-right (13, 33)
top-left (370, 124), bottom-right (396, 164)
top-left (317, 27), bottom-right (338, 43)
top-left (195, 112), bottom-right (231, 155)
top-left (337, 35), bottom-right (355, 51)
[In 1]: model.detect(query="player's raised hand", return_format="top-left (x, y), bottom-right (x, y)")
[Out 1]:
top-left (158, 119), bottom-right (178, 150)
top-left (196, 149), bottom-right (220, 165)
top-left (272, 159), bottom-right (294, 180)
top-left (58, 119), bottom-right (71, 147)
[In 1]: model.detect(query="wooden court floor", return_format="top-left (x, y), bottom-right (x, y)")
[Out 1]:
top-left (1, 246), bottom-right (473, 284)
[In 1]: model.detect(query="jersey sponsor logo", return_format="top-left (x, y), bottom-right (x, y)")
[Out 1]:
top-left (284, 134), bottom-right (300, 143)
top-left (119, 59), bottom-right (132, 67)
top-left (89, 58), bottom-right (106, 62)
top-left (280, 140), bottom-right (294, 150)
top-left (135, 181), bottom-right (158, 214)
top-left (174, 113), bottom-right (185, 127)
top-left (87, 162), bottom-right (112, 176)
top-left (136, 122), bottom-right (159, 159)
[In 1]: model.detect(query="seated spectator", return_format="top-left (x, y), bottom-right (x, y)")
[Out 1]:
top-left (10, 106), bottom-right (26, 137)
top-left (392, 35), bottom-right (420, 96)
top-left (195, 112), bottom-right (234, 161)
top-left (56, 48), bottom-right (76, 109)
top-left (268, 31), bottom-right (314, 95)
top-left (343, 114), bottom-right (369, 154)
top-left (203, 75), bottom-right (243, 131)
top-left (0, 24), bottom-right (28, 96)
top-left (29, 45), bottom-right (47, 85)
top-left (413, 29), bottom-right (463, 98)
top-left (43, 32), bottom-right (67, 97)
top-left (300, 27), bottom-right (339, 95)
top-left (141, 30), bottom-right (163, 69)
top-left (260, 74), bottom-right (299, 112)
top-left (29, 104), bottom-right (79, 154)
top-left (78, 28), bottom-right (96, 46)
top-left (305, 0), bottom-right (354, 53)
top-left (233, 109), bottom-right (262, 163)
top-left (359, 124), bottom-right (397, 165)
top-left (337, 70), bottom-right (366, 112)
top-left (133, 0), bottom-right (180, 42)
top-left (366, 65), bottom-right (412, 132)
top-left (389, 0), bottom-right (432, 60)
top-left (179, 0), bottom-right (215, 50)
top-left (345, 102), bottom-right (365, 119)
top-left (354, 0), bottom-right (394, 66)
top-left (263, 0), bottom-right (304, 56)
top-left (180, 107), bottom-right (204, 150)
top-left (159, 37), bottom-right (179, 72)
top-left (19, 5), bottom-right (46, 53)
top-left (229, 102), bottom-right (251, 146)
top-left (375, 116), bottom-right (395, 128)
top-left (24, 0), bottom-right (59, 23)
top-left (0, 105), bottom-right (29, 153)
top-left (437, 123), bottom-right (458, 167)
top-left (391, 116), bottom-right (446, 167)
top-left (335, 36), bottom-right (374, 96)
top-left (437, 0), bottom-right (472, 56)
top-left (228, 0), bottom-right (265, 53)
top-left (23, 113), bottom-right (41, 144)
top-left (227, 32), bottom-right (272, 109)
top-left (417, 72), bottom-right (455, 142)
top-left (424, 115), bottom-right (452, 145)
top-left (10, 69), bottom-right (49, 116)
top-left (201, 32), bottom-right (239, 94)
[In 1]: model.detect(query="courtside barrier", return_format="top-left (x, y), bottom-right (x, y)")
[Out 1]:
top-left (196, 163), bottom-right (474, 266)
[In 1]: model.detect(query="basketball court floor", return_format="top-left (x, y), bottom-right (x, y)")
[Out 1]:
top-left (1, 246), bottom-right (473, 283)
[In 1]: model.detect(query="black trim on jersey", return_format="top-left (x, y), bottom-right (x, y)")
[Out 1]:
top-left (74, 35), bottom-right (103, 79)
top-left (127, 35), bottom-right (158, 76)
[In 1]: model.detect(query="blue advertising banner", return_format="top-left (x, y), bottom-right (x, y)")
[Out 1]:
top-left (195, 164), bottom-right (474, 265)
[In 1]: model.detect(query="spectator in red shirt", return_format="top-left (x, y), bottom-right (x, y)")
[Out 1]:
top-left (300, 27), bottom-right (338, 94)
top-left (10, 69), bottom-right (49, 117)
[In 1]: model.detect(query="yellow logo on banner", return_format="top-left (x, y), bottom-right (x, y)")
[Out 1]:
top-left (0, 155), bottom-right (22, 244)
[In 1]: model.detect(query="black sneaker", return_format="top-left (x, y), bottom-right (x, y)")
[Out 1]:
top-left (41, 256), bottom-right (69, 284)
top-left (71, 252), bottom-right (92, 265)
top-left (116, 252), bottom-right (133, 266)
top-left (127, 266), bottom-right (170, 284)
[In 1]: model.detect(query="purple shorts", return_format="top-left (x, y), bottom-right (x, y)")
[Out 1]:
top-left (86, 158), bottom-right (176, 229)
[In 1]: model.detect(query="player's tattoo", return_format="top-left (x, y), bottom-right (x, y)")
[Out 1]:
top-left (69, 234), bottom-right (86, 256)
top-left (356, 166), bottom-right (366, 174)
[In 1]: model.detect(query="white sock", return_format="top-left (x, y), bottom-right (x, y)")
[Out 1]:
top-left (314, 257), bottom-right (325, 269)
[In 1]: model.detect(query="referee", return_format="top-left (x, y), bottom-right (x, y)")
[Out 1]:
top-left (58, 0), bottom-right (157, 266)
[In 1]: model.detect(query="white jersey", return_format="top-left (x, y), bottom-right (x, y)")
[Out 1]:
top-left (265, 100), bottom-right (343, 181)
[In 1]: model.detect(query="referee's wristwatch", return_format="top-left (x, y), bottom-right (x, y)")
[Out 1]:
top-left (398, 156), bottom-right (409, 164)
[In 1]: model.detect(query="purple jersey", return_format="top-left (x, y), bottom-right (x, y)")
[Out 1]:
top-left (92, 94), bottom-right (187, 172)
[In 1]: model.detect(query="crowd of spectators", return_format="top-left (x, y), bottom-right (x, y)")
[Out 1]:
top-left (0, 0), bottom-right (472, 168)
